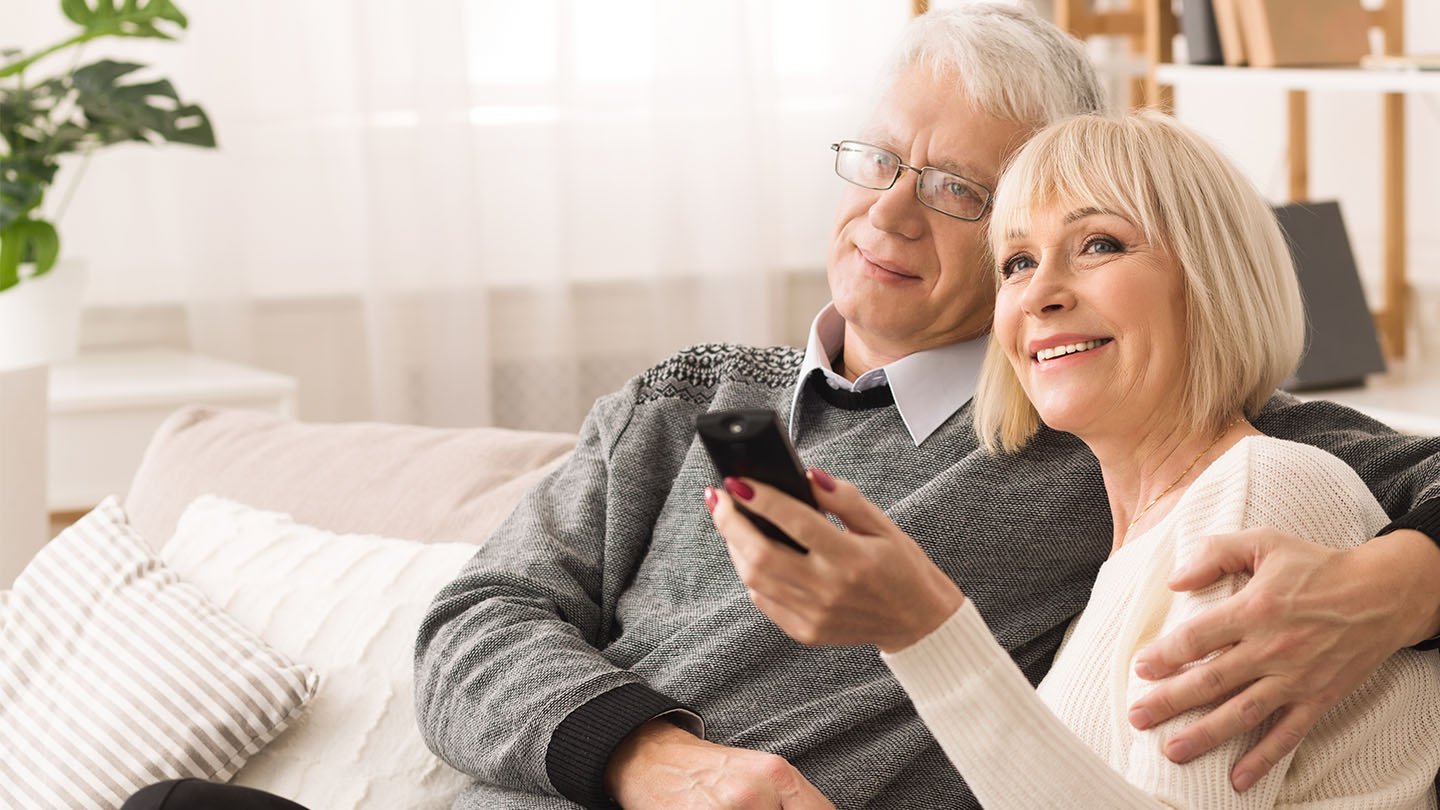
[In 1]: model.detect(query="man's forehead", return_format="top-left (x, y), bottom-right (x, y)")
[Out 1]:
top-left (857, 124), bottom-right (993, 181)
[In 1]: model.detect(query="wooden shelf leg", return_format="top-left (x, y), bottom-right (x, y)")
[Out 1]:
top-left (1381, 92), bottom-right (1407, 359)
top-left (1055, 0), bottom-right (1087, 37)
top-left (1142, 0), bottom-right (1175, 112)
top-left (1287, 90), bottom-right (1308, 201)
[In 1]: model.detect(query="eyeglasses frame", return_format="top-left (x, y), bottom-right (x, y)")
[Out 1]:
top-left (829, 140), bottom-right (992, 222)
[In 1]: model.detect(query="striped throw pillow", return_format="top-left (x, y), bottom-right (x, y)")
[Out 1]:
top-left (0, 498), bottom-right (319, 810)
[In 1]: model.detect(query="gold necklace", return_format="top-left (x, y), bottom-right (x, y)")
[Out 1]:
top-left (1125, 416), bottom-right (1244, 535)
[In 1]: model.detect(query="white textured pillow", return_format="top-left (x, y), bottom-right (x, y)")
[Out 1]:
top-left (0, 498), bottom-right (318, 810)
top-left (161, 496), bottom-right (479, 810)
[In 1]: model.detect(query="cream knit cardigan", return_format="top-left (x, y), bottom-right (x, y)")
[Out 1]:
top-left (884, 436), bottom-right (1440, 809)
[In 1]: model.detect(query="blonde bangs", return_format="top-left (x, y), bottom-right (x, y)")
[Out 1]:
top-left (989, 116), bottom-right (1171, 274)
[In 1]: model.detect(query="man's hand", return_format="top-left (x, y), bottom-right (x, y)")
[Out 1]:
top-left (604, 720), bottom-right (836, 810)
top-left (1127, 526), bottom-right (1440, 792)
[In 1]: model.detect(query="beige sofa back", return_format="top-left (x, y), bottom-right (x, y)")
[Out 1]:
top-left (125, 406), bottom-right (578, 548)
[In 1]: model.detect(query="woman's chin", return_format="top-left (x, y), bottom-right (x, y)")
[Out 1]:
top-left (1032, 406), bottom-right (1100, 438)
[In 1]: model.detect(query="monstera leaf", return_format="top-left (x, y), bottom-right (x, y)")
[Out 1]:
top-left (0, 219), bottom-right (59, 292)
top-left (1, 1), bottom-right (189, 80)
top-left (60, 0), bottom-right (188, 35)
top-left (71, 59), bottom-right (215, 147)
top-left (0, 0), bottom-right (214, 292)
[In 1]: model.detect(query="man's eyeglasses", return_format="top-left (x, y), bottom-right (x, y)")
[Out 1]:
top-left (830, 141), bottom-right (992, 222)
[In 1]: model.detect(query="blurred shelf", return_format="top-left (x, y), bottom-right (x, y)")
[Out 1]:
top-left (1156, 63), bottom-right (1440, 94)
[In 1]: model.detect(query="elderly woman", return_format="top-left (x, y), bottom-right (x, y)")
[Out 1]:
top-left (709, 112), bottom-right (1440, 808)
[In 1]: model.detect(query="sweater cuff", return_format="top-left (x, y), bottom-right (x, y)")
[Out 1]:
top-left (1378, 498), bottom-right (1440, 651)
top-left (545, 682), bottom-right (703, 809)
top-left (880, 598), bottom-right (1011, 699)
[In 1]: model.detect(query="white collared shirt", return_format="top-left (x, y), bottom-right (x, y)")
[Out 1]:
top-left (788, 303), bottom-right (988, 447)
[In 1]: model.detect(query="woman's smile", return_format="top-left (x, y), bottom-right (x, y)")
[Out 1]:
top-left (1029, 336), bottom-right (1114, 366)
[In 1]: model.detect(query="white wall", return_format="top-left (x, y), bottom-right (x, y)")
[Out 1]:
top-left (14, 0), bottom-right (1440, 424)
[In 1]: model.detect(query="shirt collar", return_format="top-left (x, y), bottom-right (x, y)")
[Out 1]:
top-left (788, 302), bottom-right (988, 447)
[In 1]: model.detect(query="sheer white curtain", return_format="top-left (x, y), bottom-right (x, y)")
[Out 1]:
top-left (33, 0), bottom-right (910, 431)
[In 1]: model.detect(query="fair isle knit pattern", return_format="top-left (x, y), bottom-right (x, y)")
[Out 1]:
top-left (414, 343), bottom-right (1440, 810)
top-left (885, 436), bottom-right (1440, 809)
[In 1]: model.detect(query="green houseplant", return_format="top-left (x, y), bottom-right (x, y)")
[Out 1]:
top-left (0, 0), bottom-right (216, 294)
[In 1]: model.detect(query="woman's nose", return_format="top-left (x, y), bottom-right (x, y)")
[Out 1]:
top-left (1020, 261), bottom-right (1074, 316)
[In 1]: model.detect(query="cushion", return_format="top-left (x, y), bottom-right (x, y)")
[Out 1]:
top-left (0, 498), bottom-right (318, 810)
top-left (124, 406), bottom-right (578, 550)
top-left (161, 495), bottom-right (479, 810)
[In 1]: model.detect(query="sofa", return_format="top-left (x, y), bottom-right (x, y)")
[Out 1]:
top-left (124, 405), bottom-right (579, 553)
top-left (2, 405), bottom-right (579, 810)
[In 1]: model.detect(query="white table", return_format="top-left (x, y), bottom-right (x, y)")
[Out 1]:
top-left (1295, 360), bottom-right (1440, 436)
top-left (48, 349), bottom-right (297, 512)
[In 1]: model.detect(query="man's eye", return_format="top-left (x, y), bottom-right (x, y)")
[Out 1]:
top-left (942, 181), bottom-right (974, 199)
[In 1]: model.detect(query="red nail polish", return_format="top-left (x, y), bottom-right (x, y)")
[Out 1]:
top-left (723, 477), bottom-right (755, 501)
top-left (809, 467), bottom-right (837, 492)
top-left (703, 487), bottom-right (718, 513)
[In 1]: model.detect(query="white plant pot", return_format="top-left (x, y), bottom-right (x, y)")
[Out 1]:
top-left (0, 259), bottom-right (88, 374)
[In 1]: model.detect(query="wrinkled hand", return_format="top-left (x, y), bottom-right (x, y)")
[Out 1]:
top-left (1127, 526), bottom-right (1440, 792)
top-left (604, 719), bottom-right (835, 810)
top-left (707, 469), bottom-right (964, 653)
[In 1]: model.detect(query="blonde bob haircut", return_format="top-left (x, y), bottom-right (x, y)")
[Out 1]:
top-left (974, 112), bottom-right (1305, 453)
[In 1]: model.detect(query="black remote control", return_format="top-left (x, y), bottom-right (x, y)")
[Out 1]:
top-left (695, 408), bottom-right (816, 553)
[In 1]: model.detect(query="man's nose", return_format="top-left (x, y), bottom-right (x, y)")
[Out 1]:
top-left (866, 168), bottom-right (925, 239)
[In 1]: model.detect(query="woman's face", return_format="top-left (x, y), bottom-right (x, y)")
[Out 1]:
top-left (992, 203), bottom-right (1189, 441)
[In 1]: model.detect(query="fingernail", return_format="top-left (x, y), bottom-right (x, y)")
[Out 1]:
top-left (808, 467), bottom-right (837, 492)
top-left (1166, 739), bottom-right (1193, 762)
top-left (1128, 707), bottom-right (1152, 729)
top-left (724, 477), bottom-right (755, 501)
top-left (703, 487), bottom-right (718, 514)
top-left (1134, 660), bottom-right (1155, 680)
top-left (1232, 768), bottom-right (1256, 792)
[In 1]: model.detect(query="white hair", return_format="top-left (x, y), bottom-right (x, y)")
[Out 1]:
top-left (883, 2), bottom-right (1109, 127)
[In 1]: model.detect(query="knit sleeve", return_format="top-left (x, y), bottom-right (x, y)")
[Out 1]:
top-left (412, 375), bottom-right (698, 808)
top-left (884, 600), bottom-right (1187, 810)
top-left (884, 438), bottom-right (1440, 809)
top-left (1254, 394), bottom-right (1440, 520)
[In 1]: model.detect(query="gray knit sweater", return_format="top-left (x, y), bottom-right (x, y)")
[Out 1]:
top-left (414, 343), bottom-right (1440, 810)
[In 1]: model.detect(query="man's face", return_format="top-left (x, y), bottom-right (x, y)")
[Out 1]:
top-left (827, 65), bottom-right (1031, 357)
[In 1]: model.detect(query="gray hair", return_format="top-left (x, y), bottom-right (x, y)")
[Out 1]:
top-left (884, 2), bottom-right (1109, 127)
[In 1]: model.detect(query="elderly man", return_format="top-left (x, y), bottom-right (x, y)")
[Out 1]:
top-left (408, 5), bottom-right (1440, 810)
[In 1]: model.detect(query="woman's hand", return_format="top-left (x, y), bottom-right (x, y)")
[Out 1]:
top-left (706, 468), bottom-right (965, 653)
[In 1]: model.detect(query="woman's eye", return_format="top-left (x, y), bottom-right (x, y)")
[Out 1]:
top-left (1001, 255), bottom-right (1036, 278)
top-left (1083, 236), bottom-right (1122, 254)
